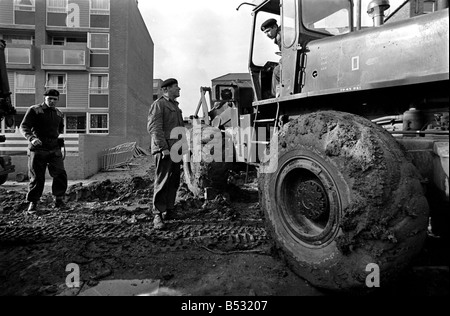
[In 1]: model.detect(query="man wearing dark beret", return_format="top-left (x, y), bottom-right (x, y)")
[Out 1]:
top-left (147, 78), bottom-right (184, 229)
top-left (20, 89), bottom-right (68, 214)
top-left (261, 18), bottom-right (282, 97)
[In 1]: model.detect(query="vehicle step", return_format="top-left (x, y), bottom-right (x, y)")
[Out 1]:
top-left (253, 119), bottom-right (276, 124)
top-left (251, 141), bottom-right (270, 145)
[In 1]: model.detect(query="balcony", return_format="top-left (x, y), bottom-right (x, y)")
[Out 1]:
top-left (41, 44), bottom-right (89, 71)
top-left (5, 44), bottom-right (34, 70)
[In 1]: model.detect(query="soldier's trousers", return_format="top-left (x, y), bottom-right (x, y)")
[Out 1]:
top-left (27, 149), bottom-right (68, 203)
top-left (152, 153), bottom-right (181, 215)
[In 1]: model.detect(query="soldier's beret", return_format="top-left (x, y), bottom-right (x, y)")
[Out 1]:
top-left (44, 89), bottom-right (60, 97)
top-left (161, 78), bottom-right (178, 88)
top-left (261, 18), bottom-right (278, 31)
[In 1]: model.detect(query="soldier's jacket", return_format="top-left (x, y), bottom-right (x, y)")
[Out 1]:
top-left (20, 103), bottom-right (64, 151)
top-left (147, 95), bottom-right (184, 155)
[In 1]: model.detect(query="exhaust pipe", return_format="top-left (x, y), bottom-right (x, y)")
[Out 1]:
top-left (367, 0), bottom-right (390, 26)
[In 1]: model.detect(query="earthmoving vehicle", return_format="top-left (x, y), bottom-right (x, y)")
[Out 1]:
top-left (182, 0), bottom-right (449, 291)
top-left (0, 40), bottom-right (16, 185)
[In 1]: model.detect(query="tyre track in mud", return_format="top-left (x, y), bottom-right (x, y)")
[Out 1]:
top-left (0, 183), bottom-right (269, 253)
top-left (0, 217), bottom-right (269, 251)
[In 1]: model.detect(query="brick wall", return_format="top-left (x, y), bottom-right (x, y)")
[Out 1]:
top-left (107, 0), bottom-right (153, 149)
top-left (125, 0), bottom-right (154, 149)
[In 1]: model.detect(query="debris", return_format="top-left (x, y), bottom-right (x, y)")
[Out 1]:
top-left (100, 143), bottom-right (149, 171)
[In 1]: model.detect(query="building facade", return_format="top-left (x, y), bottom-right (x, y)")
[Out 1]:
top-left (0, 0), bottom-right (154, 179)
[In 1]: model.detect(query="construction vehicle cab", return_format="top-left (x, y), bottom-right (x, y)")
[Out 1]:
top-left (250, 0), bottom-right (356, 100)
top-left (250, 0), bottom-right (449, 103)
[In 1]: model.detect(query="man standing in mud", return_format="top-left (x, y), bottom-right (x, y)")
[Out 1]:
top-left (20, 89), bottom-right (67, 214)
top-left (147, 78), bottom-right (184, 230)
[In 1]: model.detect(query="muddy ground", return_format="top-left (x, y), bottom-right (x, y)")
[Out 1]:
top-left (0, 156), bottom-right (448, 296)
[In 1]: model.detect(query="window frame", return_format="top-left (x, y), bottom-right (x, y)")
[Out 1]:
top-left (89, 51), bottom-right (110, 69)
top-left (65, 114), bottom-right (87, 134)
top-left (45, 72), bottom-right (67, 94)
top-left (88, 33), bottom-right (110, 50)
top-left (88, 113), bottom-right (109, 134)
top-left (15, 73), bottom-right (36, 94)
top-left (90, 0), bottom-right (110, 15)
top-left (5, 47), bottom-right (31, 64)
top-left (301, 0), bottom-right (352, 36)
top-left (89, 73), bottom-right (109, 95)
top-left (14, 0), bottom-right (36, 12)
top-left (47, 0), bottom-right (68, 14)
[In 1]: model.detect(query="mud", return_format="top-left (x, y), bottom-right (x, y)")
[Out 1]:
top-left (0, 156), bottom-right (448, 296)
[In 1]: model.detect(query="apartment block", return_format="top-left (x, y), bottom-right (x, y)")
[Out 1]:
top-left (0, 0), bottom-right (154, 179)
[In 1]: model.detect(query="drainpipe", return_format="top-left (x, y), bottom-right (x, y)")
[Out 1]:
top-left (367, 0), bottom-right (391, 26)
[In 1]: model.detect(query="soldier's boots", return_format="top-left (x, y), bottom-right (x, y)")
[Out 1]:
top-left (26, 202), bottom-right (38, 215)
top-left (54, 196), bottom-right (65, 209)
top-left (153, 214), bottom-right (165, 230)
top-left (161, 209), bottom-right (174, 221)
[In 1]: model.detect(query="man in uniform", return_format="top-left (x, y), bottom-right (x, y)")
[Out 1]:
top-left (147, 78), bottom-right (184, 229)
top-left (20, 89), bottom-right (67, 214)
top-left (261, 18), bottom-right (282, 98)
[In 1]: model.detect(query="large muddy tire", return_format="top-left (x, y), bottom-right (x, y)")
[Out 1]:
top-left (259, 111), bottom-right (429, 291)
top-left (182, 125), bottom-right (236, 197)
top-left (0, 174), bottom-right (8, 185)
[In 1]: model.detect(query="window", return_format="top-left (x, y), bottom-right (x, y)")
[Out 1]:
top-left (15, 73), bottom-right (35, 94)
top-left (47, 0), bottom-right (68, 26)
top-left (90, 0), bottom-right (110, 15)
top-left (6, 48), bottom-right (30, 64)
top-left (14, 0), bottom-right (35, 11)
top-left (88, 33), bottom-right (109, 50)
top-left (47, 0), bottom-right (67, 13)
top-left (252, 12), bottom-right (281, 67)
top-left (302, 0), bottom-right (351, 35)
top-left (66, 114), bottom-right (86, 134)
top-left (90, 0), bottom-right (110, 28)
top-left (89, 114), bottom-right (108, 134)
top-left (282, 0), bottom-right (297, 47)
top-left (90, 53), bottom-right (109, 68)
top-left (90, 74), bottom-right (109, 108)
top-left (52, 37), bottom-right (66, 46)
top-left (46, 73), bottom-right (67, 93)
top-left (51, 36), bottom-right (87, 46)
top-left (90, 74), bottom-right (109, 94)
top-left (15, 73), bottom-right (35, 107)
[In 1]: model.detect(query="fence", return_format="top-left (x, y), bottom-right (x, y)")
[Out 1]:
top-left (0, 130), bottom-right (80, 156)
top-left (100, 142), bottom-right (139, 171)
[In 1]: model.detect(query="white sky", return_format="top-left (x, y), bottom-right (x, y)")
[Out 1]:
top-left (137, 0), bottom-right (404, 115)
top-left (138, 0), bottom-right (254, 115)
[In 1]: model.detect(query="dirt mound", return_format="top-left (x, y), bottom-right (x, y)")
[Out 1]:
top-left (66, 176), bottom-right (154, 203)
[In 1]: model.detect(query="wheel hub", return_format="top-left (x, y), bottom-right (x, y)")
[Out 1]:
top-left (275, 156), bottom-right (341, 247)
top-left (296, 179), bottom-right (329, 221)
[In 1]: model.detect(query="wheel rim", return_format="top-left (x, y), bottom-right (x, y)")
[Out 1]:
top-left (275, 156), bottom-right (341, 248)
